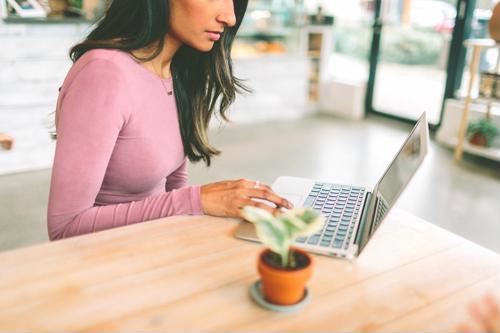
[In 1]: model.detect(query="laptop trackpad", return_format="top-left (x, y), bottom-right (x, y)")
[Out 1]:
top-left (280, 193), bottom-right (304, 208)
top-left (236, 177), bottom-right (313, 241)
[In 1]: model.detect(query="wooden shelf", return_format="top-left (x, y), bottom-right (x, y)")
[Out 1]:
top-left (454, 96), bottom-right (500, 108)
top-left (454, 96), bottom-right (500, 115)
top-left (444, 136), bottom-right (500, 162)
top-left (472, 97), bottom-right (500, 105)
top-left (463, 141), bottom-right (500, 161)
top-left (454, 38), bottom-right (500, 162)
top-left (2, 16), bottom-right (94, 24)
top-left (237, 28), bottom-right (291, 40)
top-left (464, 38), bottom-right (500, 48)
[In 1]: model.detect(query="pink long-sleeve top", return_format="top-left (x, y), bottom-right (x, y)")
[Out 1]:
top-left (47, 49), bottom-right (204, 241)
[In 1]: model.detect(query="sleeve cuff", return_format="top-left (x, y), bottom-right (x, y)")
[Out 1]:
top-left (189, 185), bottom-right (204, 215)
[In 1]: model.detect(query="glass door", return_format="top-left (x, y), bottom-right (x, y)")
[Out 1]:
top-left (315, 0), bottom-right (374, 84)
top-left (368, 0), bottom-right (460, 125)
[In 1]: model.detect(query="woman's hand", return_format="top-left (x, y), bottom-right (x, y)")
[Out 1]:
top-left (200, 179), bottom-right (293, 218)
top-left (457, 293), bottom-right (500, 333)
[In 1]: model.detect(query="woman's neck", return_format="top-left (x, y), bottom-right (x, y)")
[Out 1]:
top-left (133, 33), bottom-right (182, 79)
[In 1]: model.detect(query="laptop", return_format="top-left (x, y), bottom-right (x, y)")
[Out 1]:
top-left (235, 112), bottom-right (429, 259)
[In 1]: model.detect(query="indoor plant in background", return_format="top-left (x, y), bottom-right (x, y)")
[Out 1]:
top-left (466, 117), bottom-right (500, 147)
top-left (242, 206), bottom-right (325, 306)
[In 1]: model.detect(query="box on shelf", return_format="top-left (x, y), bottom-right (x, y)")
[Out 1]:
top-left (318, 77), bottom-right (366, 120)
top-left (301, 26), bottom-right (333, 104)
top-left (67, 0), bottom-right (107, 20)
top-left (4, 0), bottom-right (47, 18)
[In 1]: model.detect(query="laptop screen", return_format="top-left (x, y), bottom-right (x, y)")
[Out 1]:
top-left (356, 112), bottom-right (429, 253)
top-left (375, 113), bottom-right (428, 224)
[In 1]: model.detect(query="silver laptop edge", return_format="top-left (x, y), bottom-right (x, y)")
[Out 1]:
top-left (235, 112), bottom-right (429, 260)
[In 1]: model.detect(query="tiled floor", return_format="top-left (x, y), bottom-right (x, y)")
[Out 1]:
top-left (1, 113), bottom-right (499, 254)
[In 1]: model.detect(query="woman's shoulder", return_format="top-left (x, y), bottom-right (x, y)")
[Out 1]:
top-left (56, 49), bottom-right (136, 123)
top-left (62, 49), bottom-right (135, 91)
top-left (72, 49), bottom-right (133, 76)
top-left (78, 48), bottom-right (133, 64)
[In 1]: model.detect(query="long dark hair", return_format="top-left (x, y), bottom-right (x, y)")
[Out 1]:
top-left (68, 0), bottom-right (249, 166)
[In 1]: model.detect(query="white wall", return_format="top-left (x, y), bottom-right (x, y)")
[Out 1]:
top-left (0, 20), bottom-right (93, 175)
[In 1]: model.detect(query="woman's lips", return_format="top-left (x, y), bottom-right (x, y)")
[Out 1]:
top-left (206, 31), bottom-right (221, 41)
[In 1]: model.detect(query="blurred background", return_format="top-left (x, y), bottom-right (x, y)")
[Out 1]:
top-left (0, 0), bottom-right (499, 253)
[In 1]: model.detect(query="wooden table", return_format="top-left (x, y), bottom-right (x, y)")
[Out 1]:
top-left (0, 209), bottom-right (498, 331)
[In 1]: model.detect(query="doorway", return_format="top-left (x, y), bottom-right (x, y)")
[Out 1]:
top-left (365, 0), bottom-right (473, 126)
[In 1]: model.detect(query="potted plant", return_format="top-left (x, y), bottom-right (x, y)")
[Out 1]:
top-left (467, 118), bottom-right (500, 147)
top-left (242, 206), bottom-right (326, 306)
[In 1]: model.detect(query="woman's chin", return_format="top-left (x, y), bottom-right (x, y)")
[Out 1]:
top-left (189, 41), bottom-right (215, 52)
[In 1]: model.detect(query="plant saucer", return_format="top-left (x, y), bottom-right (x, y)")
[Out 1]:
top-left (249, 280), bottom-right (311, 313)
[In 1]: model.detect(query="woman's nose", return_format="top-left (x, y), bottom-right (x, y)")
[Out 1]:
top-left (217, 0), bottom-right (236, 27)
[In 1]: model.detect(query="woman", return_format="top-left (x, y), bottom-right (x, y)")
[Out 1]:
top-left (47, 0), bottom-right (293, 240)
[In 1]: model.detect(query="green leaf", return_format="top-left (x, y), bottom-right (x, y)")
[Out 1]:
top-left (254, 218), bottom-right (286, 254)
top-left (282, 208), bottom-right (325, 238)
top-left (241, 206), bottom-right (275, 223)
top-left (242, 206), bottom-right (285, 254)
top-left (467, 118), bottom-right (500, 146)
top-left (241, 205), bottom-right (326, 268)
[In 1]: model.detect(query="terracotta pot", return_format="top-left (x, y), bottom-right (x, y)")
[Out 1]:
top-left (257, 248), bottom-right (313, 305)
top-left (469, 132), bottom-right (488, 147)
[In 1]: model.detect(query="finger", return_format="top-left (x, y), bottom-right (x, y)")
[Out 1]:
top-left (241, 179), bottom-right (271, 190)
top-left (482, 314), bottom-right (499, 333)
top-left (257, 182), bottom-right (277, 193)
top-left (484, 293), bottom-right (500, 311)
top-left (481, 298), bottom-right (500, 332)
top-left (469, 302), bottom-right (482, 322)
top-left (232, 198), bottom-right (261, 219)
top-left (238, 178), bottom-right (261, 189)
top-left (240, 181), bottom-right (293, 208)
top-left (237, 178), bottom-right (253, 188)
top-left (241, 199), bottom-right (280, 217)
top-left (246, 188), bottom-right (293, 209)
top-left (469, 302), bottom-right (498, 333)
top-left (227, 200), bottom-right (248, 219)
top-left (261, 184), bottom-right (294, 209)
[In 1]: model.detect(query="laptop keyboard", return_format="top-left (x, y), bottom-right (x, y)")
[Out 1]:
top-left (295, 182), bottom-right (366, 250)
top-left (373, 195), bottom-right (389, 230)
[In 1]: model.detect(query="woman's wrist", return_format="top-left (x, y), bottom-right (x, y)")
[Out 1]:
top-left (199, 184), bottom-right (207, 214)
top-left (189, 185), bottom-right (205, 215)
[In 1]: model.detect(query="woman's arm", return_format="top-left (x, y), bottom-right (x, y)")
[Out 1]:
top-left (47, 58), bottom-right (202, 241)
top-left (165, 157), bottom-right (188, 191)
top-left (49, 186), bottom-right (203, 240)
